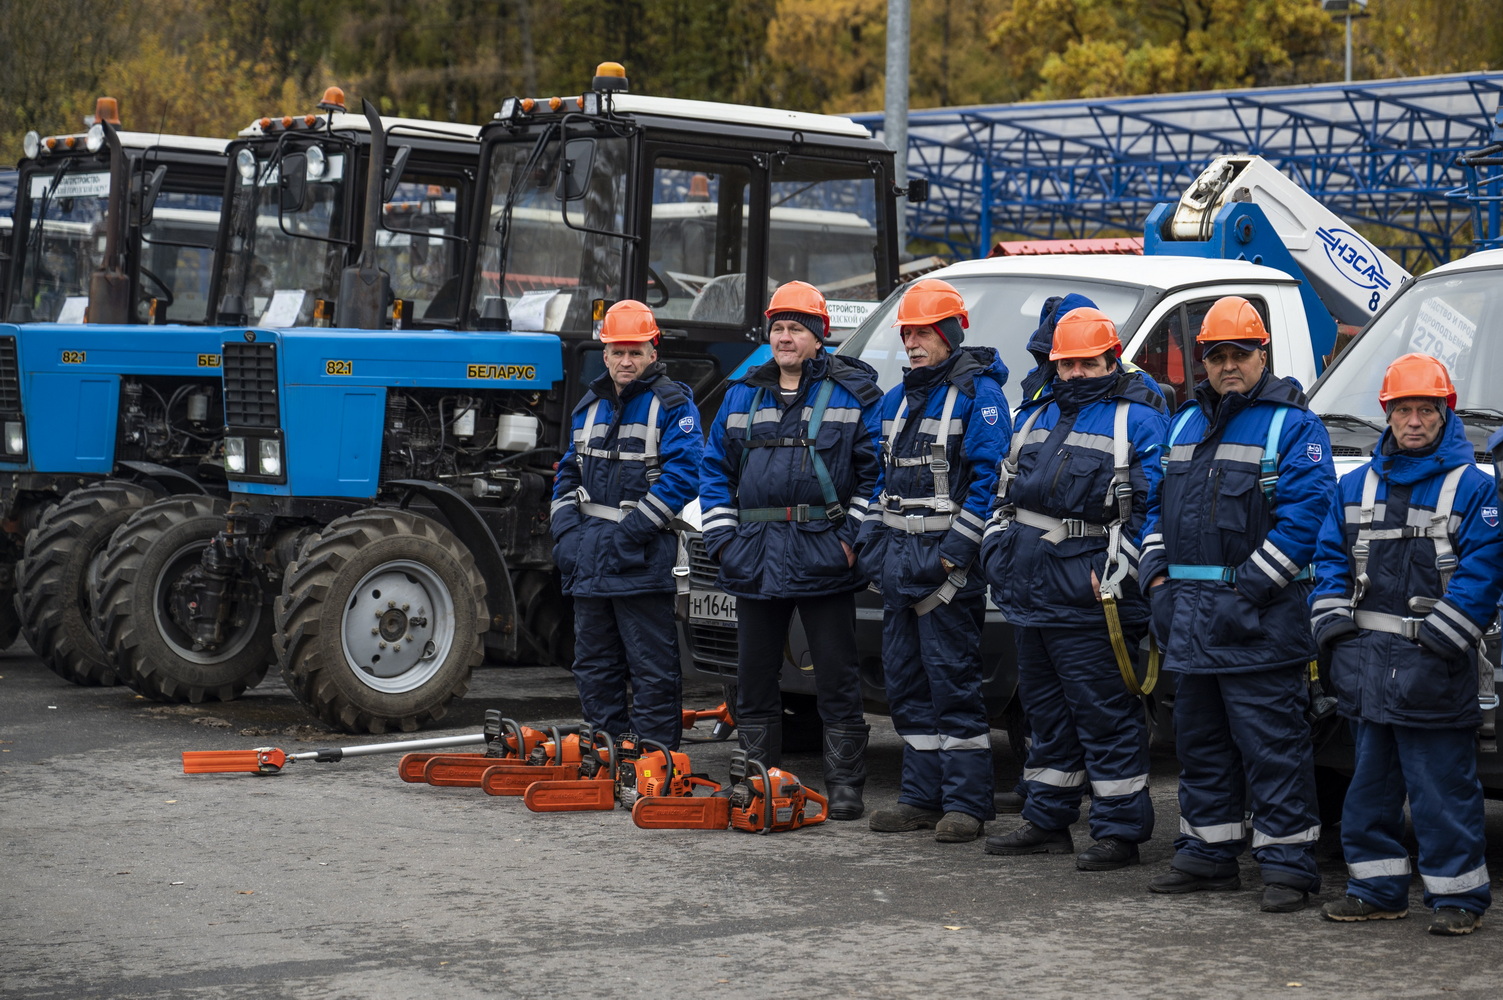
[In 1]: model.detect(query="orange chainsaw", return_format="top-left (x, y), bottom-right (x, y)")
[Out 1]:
top-left (632, 750), bottom-right (828, 833)
top-left (397, 713), bottom-right (546, 784)
top-left (478, 726), bottom-right (591, 796)
top-left (522, 735), bottom-right (717, 812)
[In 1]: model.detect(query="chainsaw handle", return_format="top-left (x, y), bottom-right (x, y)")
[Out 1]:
top-left (547, 726), bottom-right (562, 764)
top-left (502, 718), bottom-right (525, 759)
top-left (746, 758), bottom-right (773, 834)
top-left (801, 785), bottom-right (829, 827)
top-left (638, 738), bottom-right (673, 793)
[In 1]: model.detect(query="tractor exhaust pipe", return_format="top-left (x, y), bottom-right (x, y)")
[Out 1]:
top-left (336, 98), bottom-right (391, 329)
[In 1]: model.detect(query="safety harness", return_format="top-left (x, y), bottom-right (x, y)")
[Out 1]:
top-left (1347, 463), bottom-right (1465, 641)
top-left (996, 394), bottom-right (1151, 691)
top-left (736, 378), bottom-right (844, 524)
top-left (875, 385), bottom-right (967, 615)
top-left (570, 382), bottom-right (675, 521)
top-left (1163, 404), bottom-right (1310, 584)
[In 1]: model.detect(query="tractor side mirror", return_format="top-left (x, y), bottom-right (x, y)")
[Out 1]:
top-left (556, 138), bottom-right (596, 202)
top-left (382, 145), bottom-right (413, 204)
top-left (279, 153), bottom-right (309, 212)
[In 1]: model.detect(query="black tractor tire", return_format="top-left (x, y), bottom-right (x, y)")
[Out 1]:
top-left (16, 482), bottom-right (158, 685)
top-left (0, 588), bottom-right (21, 651)
top-left (275, 509), bottom-right (487, 734)
top-left (93, 495), bottom-right (273, 702)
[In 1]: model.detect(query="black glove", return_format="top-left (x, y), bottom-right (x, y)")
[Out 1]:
top-left (1314, 614), bottom-right (1358, 653)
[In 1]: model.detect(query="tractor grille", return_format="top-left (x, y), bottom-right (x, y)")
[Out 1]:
top-left (686, 534), bottom-right (718, 588)
top-left (687, 623), bottom-right (739, 674)
top-left (0, 337), bottom-right (18, 413)
top-left (222, 342), bottom-right (280, 429)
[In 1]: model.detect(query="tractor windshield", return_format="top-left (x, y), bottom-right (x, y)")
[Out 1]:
top-left (10, 158), bottom-right (221, 324)
top-left (470, 132), bottom-right (631, 333)
top-left (216, 146), bottom-right (350, 327)
top-left (12, 166), bottom-right (111, 322)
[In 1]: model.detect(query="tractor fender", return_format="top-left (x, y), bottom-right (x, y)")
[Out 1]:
top-left (114, 460), bottom-right (213, 497)
top-left (385, 479), bottom-right (519, 660)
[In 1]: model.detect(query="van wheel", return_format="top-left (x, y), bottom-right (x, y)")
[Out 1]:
top-left (276, 509), bottom-right (487, 734)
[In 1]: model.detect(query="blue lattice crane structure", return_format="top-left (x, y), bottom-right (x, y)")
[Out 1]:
top-left (854, 72), bottom-right (1503, 270)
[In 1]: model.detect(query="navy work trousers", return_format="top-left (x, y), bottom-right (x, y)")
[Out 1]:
top-left (571, 593), bottom-right (683, 749)
top-left (1342, 721), bottom-right (1490, 915)
top-left (882, 594), bottom-right (995, 821)
top-left (1171, 667), bottom-right (1321, 892)
top-left (1015, 625), bottom-right (1153, 842)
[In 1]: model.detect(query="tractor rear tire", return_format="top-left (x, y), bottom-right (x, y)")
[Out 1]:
top-left (276, 509), bottom-right (487, 734)
top-left (17, 482), bottom-right (157, 685)
top-left (93, 495), bottom-right (273, 702)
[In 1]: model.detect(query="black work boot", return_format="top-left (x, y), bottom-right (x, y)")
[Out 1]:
top-left (822, 722), bottom-right (870, 821)
top-left (736, 714), bottom-right (783, 768)
top-left (984, 821), bottom-right (1075, 856)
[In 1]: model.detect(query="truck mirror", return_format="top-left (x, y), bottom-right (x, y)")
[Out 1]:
top-left (382, 145), bottom-right (413, 204)
top-left (556, 138), bottom-right (596, 202)
top-left (906, 177), bottom-right (929, 204)
top-left (279, 153), bottom-right (309, 212)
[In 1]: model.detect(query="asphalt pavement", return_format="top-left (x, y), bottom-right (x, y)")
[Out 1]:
top-left (4, 640), bottom-right (1503, 1000)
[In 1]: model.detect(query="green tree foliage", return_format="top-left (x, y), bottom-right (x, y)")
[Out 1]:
top-left (988, 0), bottom-right (1341, 100)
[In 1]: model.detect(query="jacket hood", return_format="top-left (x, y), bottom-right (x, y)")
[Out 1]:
top-left (1373, 408), bottom-right (1474, 485)
top-left (1193, 370), bottom-right (1308, 429)
top-left (902, 345), bottom-right (1007, 408)
top-left (1020, 293), bottom-right (1098, 402)
top-left (739, 350), bottom-right (881, 402)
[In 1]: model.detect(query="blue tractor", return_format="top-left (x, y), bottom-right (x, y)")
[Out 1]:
top-left (85, 95), bottom-right (483, 705)
top-left (1, 99), bottom-right (230, 681)
top-left (4, 94), bottom-right (481, 701)
top-left (125, 63), bottom-right (906, 733)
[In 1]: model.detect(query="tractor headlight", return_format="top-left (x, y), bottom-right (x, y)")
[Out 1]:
top-left (22, 131), bottom-right (40, 160)
top-left (224, 436), bottom-right (246, 473)
top-left (258, 438), bottom-right (282, 477)
top-left (4, 421), bottom-right (24, 455)
top-left (304, 144), bottom-right (326, 180)
top-left (85, 124), bottom-right (105, 153)
top-left (235, 148), bottom-right (257, 181)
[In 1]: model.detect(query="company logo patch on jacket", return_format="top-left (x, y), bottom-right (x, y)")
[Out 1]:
top-left (1484, 506), bottom-right (1499, 528)
top-left (1306, 443), bottom-right (1323, 462)
top-left (679, 415), bottom-right (696, 433)
top-left (981, 406), bottom-right (999, 426)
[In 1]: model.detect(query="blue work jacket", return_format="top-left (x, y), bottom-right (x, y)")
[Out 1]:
top-left (1312, 413), bottom-right (1503, 728)
top-left (700, 352), bottom-right (884, 599)
top-left (983, 368), bottom-right (1167, 627)
top-left (1138, 372), bottom-right (1336, 673)
top-left (855, 346), bottom-right (1011, 606)
top-left (551, 364), bottom-right (702, 598)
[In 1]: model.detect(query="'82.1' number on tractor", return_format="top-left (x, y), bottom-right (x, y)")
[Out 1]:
top-left (326, 359), bottom-right (353, 376)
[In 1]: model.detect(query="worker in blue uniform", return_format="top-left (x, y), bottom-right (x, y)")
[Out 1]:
top-left (1137, 295), bottom-right (1336, 913)
top-left (700, 281), bottom-right (884, 820)
top-left (551, 300), bottom-right (703, 749)
top-left (1313, 353), bottom-right (1502, 936)
top-left (857, 278), bottom-right (1011, 843)
top-left (980, 306), bottom-right (1167, 869)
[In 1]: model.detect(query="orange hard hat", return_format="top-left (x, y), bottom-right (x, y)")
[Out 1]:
top-left (765, 281), bottom-right (830, 336)
top-left (895, 278), bottom-right (969, 329)
top-left (1196, 295), bottom-right (1269, 346)
top-left (1049, 307), bottom-right (1122, 360)
top-left (599, 299), bottom-right (660, 344)
top-left (1378, 352), bottom-right (1456, 410)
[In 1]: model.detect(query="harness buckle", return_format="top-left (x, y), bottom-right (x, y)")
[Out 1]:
top-left (1217, 566), bottom-right (1237, 584)
top-left (1111, 481), bottom-right (1133, 522)
top-left (904, 513), bottom-right (929, 534)
top-left (1061, 518), bottom-right (1089, 539)
top-left (1399, 617), bottom-right (1422, 640)
top-left (825, 502), bottom-right (846, 524)
top-left (786, 504), bottom-right (810, 522)
top-left (1436, 553), bottom-right (1459, 575)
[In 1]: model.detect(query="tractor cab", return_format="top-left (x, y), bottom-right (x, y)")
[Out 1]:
top-left (212, 88), bottom-right (481, 331)
top-left (462, 62), bottom-right (903, 426)
top-left (6, 98), bottom-right (226, 326)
